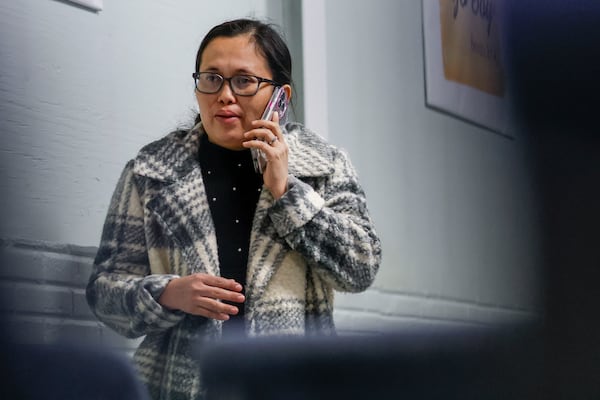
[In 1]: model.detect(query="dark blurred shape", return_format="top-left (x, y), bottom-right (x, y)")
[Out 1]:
top-left (505, 0), bottom-right (600, 398)
top-left (0, 339), bottom-right (150, 400)
top-left (197, 326), bottom-right (542, 400)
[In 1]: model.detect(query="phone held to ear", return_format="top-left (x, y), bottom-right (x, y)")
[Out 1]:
top-left (251, 86), bottom-right (289, 174)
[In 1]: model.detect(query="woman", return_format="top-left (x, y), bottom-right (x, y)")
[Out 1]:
top-left (87, 18), bottom-right (381, 399)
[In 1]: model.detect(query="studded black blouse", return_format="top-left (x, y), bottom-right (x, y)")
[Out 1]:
top-left (198, 133), bottom-right (263, 330)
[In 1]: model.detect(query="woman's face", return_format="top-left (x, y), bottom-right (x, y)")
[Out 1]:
top-left (196, 34), bottom-right (284, 150)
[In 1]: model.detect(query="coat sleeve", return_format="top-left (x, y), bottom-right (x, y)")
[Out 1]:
top-left (86, 161), bottom-right (184, 338)
top-left (268, 149), bottom-right (382, 292)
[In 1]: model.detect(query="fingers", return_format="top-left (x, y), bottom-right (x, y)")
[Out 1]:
top-left (201, 274), bottom-right (243, 292)
top-left (193, 274), bottom-right (245, 303)
top-left (243, 130), bottom-right (279, 148)
top-left (189, 277), bottom-right (242, 320)
top-left (201, 285), bottom-right (245, 304)
top-left (244, 113), bottom-right (284, 143)
top-left (242, 130), bottom-right (285, 157)
top-left (194, 298), bottom-right (239, 321)
top-left (160, 273), bottom-right (246, 320)
top-left (242, 113), bottom-right (288, 198)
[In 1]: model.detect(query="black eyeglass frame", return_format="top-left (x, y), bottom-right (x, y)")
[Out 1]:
top-left (192, 72), bottom-right (281, 96)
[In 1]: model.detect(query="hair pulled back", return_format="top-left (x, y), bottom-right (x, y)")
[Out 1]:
top-left (195, 19), bottom-right (292, 86)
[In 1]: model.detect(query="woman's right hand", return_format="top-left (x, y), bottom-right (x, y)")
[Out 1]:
top-left (158, 273), bottom-right (245, 320)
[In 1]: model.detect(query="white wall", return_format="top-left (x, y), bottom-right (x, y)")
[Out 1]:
top-left (0, 0), bottom-right (271, 246)
top-left (319, 0), bottom-right (541, 332)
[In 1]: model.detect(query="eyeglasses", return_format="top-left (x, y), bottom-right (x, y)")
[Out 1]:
top-left (193, 72), bottom-right (279, 96)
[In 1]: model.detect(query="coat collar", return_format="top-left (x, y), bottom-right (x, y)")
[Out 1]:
top-left (132, 122), bottom-right (335, 181)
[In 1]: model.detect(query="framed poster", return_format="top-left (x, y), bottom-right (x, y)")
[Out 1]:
top-left (423, 0), bottom-right (512, 137)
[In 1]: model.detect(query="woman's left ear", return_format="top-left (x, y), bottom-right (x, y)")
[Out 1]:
top-left (283, 84), bottom-right (292, 101)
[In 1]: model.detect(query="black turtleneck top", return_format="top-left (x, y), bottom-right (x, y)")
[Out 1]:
top-left (197, 133), bottom-right (263, 333)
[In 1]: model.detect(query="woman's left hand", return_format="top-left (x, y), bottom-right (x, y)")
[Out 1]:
top-left (242, 111), bottom-right (288, 199)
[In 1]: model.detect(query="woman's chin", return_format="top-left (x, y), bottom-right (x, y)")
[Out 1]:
top-left (205, 130), bottom-right (246, 150)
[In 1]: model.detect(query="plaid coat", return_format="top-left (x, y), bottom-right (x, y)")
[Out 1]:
top-left (86, 122), bottom-right (381, 399)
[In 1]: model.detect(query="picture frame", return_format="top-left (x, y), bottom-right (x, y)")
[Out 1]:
top-left (422, 0), bottom-right (512, 138)
top-left (63, 0), bottom-right (103, 12)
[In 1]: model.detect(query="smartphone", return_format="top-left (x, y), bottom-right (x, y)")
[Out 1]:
top-left (251, 86), bottom-right (289, 174)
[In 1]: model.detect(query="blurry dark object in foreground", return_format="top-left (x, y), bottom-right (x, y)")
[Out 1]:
top-left (505, 0), bottom-right (600, 398)
top-left (0, 340), bottom-right (150, 400)
top-left (197, 326), bottom-right (542, 400)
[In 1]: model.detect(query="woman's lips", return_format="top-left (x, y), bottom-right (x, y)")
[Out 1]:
top-left (215, 111), bottom-right (240, 124)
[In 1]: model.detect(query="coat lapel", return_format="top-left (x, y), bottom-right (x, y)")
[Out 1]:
top-left (244, 123), bottom-right (336, 323)
top-left (145, 168), bottom-right (220, 277)
top-left (286, 123), bottom-right (336, 178)
top-left (134, 125), bottom-right (220, 277)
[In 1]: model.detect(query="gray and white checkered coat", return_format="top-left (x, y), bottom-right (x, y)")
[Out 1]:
top-left (86, 122), bottom-right (381, 399)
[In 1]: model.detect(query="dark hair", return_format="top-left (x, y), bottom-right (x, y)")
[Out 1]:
top-left (194, 19), bottom-right (293, 125)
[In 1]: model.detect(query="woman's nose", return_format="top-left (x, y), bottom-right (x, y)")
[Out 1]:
top-left (217, 81), bottom-right (236, 104)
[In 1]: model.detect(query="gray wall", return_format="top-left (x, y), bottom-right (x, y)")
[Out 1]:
top-left (0, 239), bottom-right (127, 348)
top-left (1, 0), bottom-right (542, 345)
top-left (0, 0), bottom-right (272, 246)
top-left (324, 1), bottom-right (541, 332)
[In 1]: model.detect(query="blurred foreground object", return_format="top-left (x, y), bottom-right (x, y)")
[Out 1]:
top-left (1, 341), bottom-right (150, 400)
top-left (197, 326), bottom-right (541, 400)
